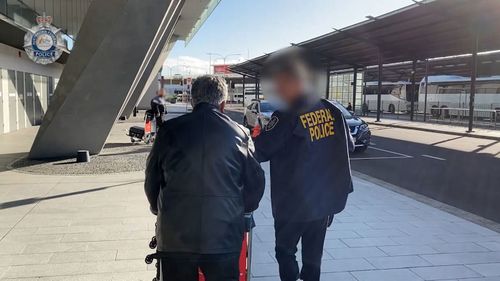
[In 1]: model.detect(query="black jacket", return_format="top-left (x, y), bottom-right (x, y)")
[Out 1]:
top-left (145, 103), bottom-right (265, 254)
top-left (150, 96), bottom-right (167, 125)
top-left (255, 98), bottom-right (353, 222)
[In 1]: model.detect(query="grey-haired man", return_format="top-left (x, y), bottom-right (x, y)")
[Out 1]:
top-left (145, 75), bottom-right (265, 281)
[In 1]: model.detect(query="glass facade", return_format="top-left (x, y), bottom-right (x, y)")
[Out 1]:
top-left (0, 67), bottom-right (57, 133)
top-left (328, 72), bottom-right (364, 109)
top-left (0, 0), bottom-right (92, 48)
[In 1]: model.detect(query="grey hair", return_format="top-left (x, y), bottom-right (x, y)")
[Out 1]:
top-left (191, 75), bottom-right (228, 107)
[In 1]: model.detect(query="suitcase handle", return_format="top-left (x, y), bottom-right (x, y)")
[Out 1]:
top-left (244, 213), bottom-right (255, 232)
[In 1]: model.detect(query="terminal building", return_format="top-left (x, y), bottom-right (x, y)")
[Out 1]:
top-left (0, 0), bottom-right (85, 134)
top-left (0, 0), bottom-right (220, 160)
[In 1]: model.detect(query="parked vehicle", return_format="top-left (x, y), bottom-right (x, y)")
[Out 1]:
top-left (363, 81), bottom-right (414, 113)
top-left (328, 100), bottom-right (371, 152)
top-left (418, 75), bottom-right (500, 119)
top-left (243, 100), bottom-right (276, 128)
top-left (244, 99), bottom-right (371, 152)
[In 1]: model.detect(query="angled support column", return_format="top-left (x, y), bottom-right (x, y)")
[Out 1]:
top-left (29, 0), bottom-right (184, 159)
top-left (120, 41), bottom-right (177, 119)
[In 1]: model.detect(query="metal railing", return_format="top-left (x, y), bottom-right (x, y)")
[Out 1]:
top-left (359, 100), bottom-right (500, 129)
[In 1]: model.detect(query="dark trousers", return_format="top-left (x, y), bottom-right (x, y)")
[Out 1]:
top-left (275, 217), bottom-right (330, 281)
top-left (160, 253), bottom-right (239, 281)
top-left (155, 116), bottom-right (163, 129)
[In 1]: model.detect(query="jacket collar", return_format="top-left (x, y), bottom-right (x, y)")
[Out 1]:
top-left (193, 102), bottom-right (219, 112)
top-left (289, 94), bottom-right (320, 114)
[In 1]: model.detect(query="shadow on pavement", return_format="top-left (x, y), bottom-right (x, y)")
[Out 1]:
top-left (0, 180), bottom-right (143, 210)
top-left (0, 152), bottom-right (28, 172)
top-left (103, 142), bottom-right (137, 149)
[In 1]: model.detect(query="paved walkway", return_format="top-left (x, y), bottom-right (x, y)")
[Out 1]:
top-left (1, 110), bottom-right (500, 280)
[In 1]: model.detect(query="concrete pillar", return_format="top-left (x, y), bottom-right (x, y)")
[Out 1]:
top-left (376, 52), bottom-right (383, 122)
top-left (410, 60), bottom-right (417, 121)
top-left (423, 60), bottom-right (429, 122)
top-left (325, 67), bottom-right (330, 99)
top-left (29, 0), bottom-right (184, 159)
top-left (242, 75), bottom-right (246, 107)
top-left (352, 69), bottom-right (357, 111)
top-left (468, 33), bottom-right (479, 133)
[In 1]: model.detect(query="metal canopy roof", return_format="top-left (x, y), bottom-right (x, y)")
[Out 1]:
top-left (361, 51), bottom-right (500, 82)
top-left (230, 0), bottom-right (500, 78)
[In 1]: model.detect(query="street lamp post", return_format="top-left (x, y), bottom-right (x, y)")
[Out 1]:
top-left (207, 52), bottom-right (241, 74)
top-left (207, 52), bottom-right (219, 74)
top-left (164, 66), bottom-right (174, 85)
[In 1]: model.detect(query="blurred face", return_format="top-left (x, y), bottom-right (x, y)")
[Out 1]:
top-left (157, 89), bottom-right (165, 97)
top-left (272, 72), bottom-right (304, 105)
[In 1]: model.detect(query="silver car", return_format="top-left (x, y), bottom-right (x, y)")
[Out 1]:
top-left (243, 100), bottom-right (276, 128)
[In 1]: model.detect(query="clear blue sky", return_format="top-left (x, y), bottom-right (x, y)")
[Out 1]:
top-left (165, 0), bottom-right (414, 76)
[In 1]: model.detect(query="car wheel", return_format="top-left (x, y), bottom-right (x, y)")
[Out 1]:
top-left (355, 145), bottom-right (368, 153)
top-left (388, 104), bottom-right (396, 114)
top-left (440, 106), bottom-right (450, 118)
top-left (431, 105), bottom-right (440, 117)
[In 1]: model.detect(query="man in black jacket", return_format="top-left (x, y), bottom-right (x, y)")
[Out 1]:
top-left (254, 49), bottom-right (354, 281)
top-left (150, 89), bottom-right (168, 127)
top-left (145, 75), bottom-right (265, 281)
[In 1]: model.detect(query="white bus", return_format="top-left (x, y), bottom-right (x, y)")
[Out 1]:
top-left (363, 81), bottom-right (413, 113)
top-left (419, 75), bottom-right (500, 118)
top-left (230, 84), bottom-right (262, 104)
top-left (231, 92), bottom-right (259, 104)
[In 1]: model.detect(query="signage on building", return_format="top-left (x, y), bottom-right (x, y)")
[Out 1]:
top-left (24, 15), bottom-right (66, 65)
top-left (213, 64), bottom-right (231, 75)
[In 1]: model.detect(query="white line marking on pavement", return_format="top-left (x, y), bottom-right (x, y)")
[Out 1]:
top-left (351, 156), bottom-right (410, 160)
top-left (421, 154), bottom-right (446, 161)
top-left (368, 146), bottom-right (413, 158)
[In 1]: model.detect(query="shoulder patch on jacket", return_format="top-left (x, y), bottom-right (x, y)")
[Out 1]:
top-left (265, 116), bottom-right (279, 131)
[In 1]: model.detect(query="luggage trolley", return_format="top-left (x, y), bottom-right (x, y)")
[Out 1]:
top-left (146, 213), bottom-right (255, 281)
top-left (127, 110), bottom-right (156, 144)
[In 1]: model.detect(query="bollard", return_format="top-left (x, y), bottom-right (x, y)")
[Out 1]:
top-left (76, 150), bottom-right (90, 163)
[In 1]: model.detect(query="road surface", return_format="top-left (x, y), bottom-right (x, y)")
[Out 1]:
top-left (351, 125), bottom-right (500, 223)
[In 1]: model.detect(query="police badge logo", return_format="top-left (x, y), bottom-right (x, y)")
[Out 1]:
top-left (24, 15), bottom-right (66, 65)
top-left (265, 116), bottom-right (279, 131)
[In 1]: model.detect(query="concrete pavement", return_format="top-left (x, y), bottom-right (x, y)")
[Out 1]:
top-left (1, 108), bottom-right (500, 280)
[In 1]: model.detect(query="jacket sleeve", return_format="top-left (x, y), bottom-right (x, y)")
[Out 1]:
top-left (254, 111), bottom-right (292, 162)
top-left (144, 130), bottom-right (166, 215)
top-left (242, 137), bottom-right (265, 213)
